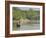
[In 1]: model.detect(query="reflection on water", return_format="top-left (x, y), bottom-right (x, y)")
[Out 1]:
top-left (13, 20), bottom-right (40, 31)
top-left (17, 24), bottom-right (40, 31)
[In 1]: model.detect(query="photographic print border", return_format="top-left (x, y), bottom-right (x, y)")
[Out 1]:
top-left (10, 4), bottom-right (43, 34)
top-left (5, 1), bottom-right (45, 37)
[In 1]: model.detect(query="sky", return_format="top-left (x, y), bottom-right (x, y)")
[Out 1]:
top-left (17, 7), bottom-right (40, 11)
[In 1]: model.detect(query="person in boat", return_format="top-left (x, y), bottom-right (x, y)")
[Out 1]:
top-left (16, 20), bottom-right (20, 28)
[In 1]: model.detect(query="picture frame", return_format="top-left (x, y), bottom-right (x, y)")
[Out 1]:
top-left (5, 1), bottom-right (45, 37)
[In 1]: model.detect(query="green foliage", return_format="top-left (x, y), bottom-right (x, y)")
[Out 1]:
top-left (12, 7), bottom-right (40, 20)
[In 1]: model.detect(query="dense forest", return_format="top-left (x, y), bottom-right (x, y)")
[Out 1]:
top-left (12, 7), bottom-right (40, 20)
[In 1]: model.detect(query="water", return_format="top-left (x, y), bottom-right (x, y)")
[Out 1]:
top-left (13, 20), bottom-right (40, 31)
top-left (17, 24), bottom-right (40, 31)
